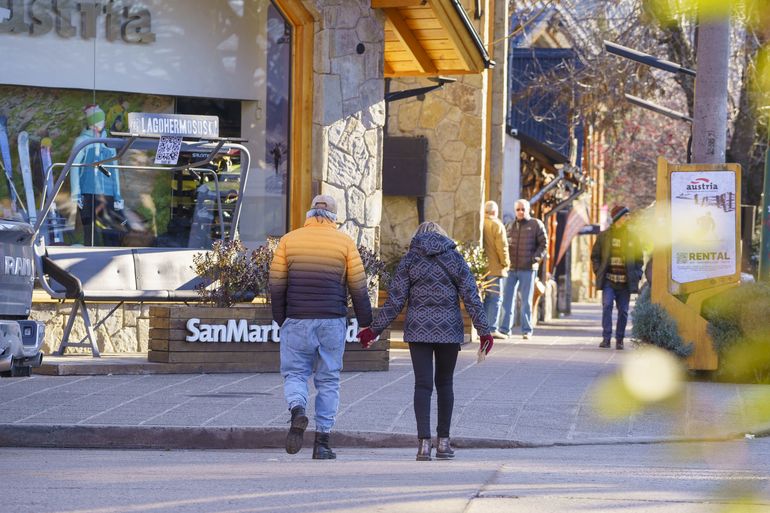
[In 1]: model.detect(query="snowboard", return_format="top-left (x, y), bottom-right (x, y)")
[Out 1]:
top-left (40, 137), bottom-right (63, 243)
top-left (0, 115), bottom-right (16, 210)
top-left (18, 131), bottom-right (36, 225)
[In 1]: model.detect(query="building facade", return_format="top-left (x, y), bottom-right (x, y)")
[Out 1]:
top-left (0, 0), bottom-right (494, 353)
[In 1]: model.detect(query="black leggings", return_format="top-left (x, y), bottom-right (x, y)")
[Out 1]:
top-left (408, 342), bottom-right (460, 439)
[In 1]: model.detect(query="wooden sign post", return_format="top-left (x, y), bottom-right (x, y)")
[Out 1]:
top-left (651, 157), bottom-right (741, 370)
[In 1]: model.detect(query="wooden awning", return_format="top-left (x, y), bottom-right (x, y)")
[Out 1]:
top-left (373, 0), bottom-right (494, 77)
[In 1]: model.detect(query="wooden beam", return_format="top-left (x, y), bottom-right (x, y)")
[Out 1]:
top-left (274, 0), bottom-right (314, 231)
top-left (383, 8), bottom-right (437, 74)
top-left (427, 0), bottom-right (483, 72)
top-left (372, 0), bottom-right (423, 7)
top-left (384, 67), bottom-right (477, 78)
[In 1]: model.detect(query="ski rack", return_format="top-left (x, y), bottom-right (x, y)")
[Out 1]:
top-left (33, 133), bottom-right (251, 243)
top-left (32, 132), bottom-right (251, 357)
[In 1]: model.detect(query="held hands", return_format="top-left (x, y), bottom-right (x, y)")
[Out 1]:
top-left (357, 327), bottom-right (377, 349)
top-left (114, 199), bottom-right (124, 211)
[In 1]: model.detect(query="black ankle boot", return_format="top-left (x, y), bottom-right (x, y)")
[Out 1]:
top-left (616, 339), bottom-right (624, 350)
top-left (312, 432), bottom-right (336, 460)
top-left (416, 438), bottom-right (432, 461)
top-left (285, 406), bottom-right (308, 455)
top-left (435, 437), bottom-right (455, 459)
top-left (599, 338), bottom-right (611, 348)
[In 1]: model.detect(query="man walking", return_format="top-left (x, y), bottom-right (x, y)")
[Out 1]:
top-left (269, 194), bottom-right (373, 459)
top-left (482, 201), bottom-right (510, 339)
top-left (500, 199), bottom-right (547, 340)
top-left (591, 205), bottom-right (643, 350)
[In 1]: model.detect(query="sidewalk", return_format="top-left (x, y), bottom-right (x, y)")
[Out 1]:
top-left (1, 303), bottom-right (768, 450)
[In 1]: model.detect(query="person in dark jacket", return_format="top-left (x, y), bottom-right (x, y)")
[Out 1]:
top-left (358, 222), bottom-right (494, 461)
top-left (499, 199), bottom-right (548, 339)
top-left (591, 205), bottom-right (643, 350)
top-left (269, 194), bottom-right (373, 459)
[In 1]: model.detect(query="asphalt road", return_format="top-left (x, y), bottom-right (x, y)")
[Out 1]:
top-left (4, 439), bottom-right (770, 513)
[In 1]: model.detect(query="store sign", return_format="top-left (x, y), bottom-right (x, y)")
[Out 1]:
top-left (128, 113), bottom-right (219, 138)
top-left (670, 171), bottom-right (737, 283)
top-left (0, 0), bottom-right (155, 43)
top-left (185, 318), bottom-right (365, 344)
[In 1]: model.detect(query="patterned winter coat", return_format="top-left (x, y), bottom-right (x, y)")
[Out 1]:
top-left (370, 232), bottom-right (490, 343)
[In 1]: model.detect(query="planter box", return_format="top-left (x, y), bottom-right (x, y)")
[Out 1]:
top-left (148, 305), bottom-right (389, 372)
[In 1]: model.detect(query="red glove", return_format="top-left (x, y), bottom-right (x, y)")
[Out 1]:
top-left (358, 327), bottom-right (377, 349)
top-left (479, 334), bottom-right (494, 355)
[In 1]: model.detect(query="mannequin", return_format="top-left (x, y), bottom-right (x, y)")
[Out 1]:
top-left (70, 105), bottom-right (123, 246)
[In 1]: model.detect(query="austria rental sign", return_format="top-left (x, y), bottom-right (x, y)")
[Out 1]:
top-left (670, 171), bottom-right (737, 283)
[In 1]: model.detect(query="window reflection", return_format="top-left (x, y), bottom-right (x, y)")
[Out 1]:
top-left (239, 2), bottom-right (292, 248)
top-left (0, 0), bottom-right (292, 249)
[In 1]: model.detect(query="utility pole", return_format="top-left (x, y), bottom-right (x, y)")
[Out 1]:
top-left (691, 17), bottom-right (731, 164)
top-left (760, 145), bottom-right (770, 281)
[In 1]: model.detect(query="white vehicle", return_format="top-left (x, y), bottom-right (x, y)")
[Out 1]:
top-left (0, 215), bottom-right (45, 377)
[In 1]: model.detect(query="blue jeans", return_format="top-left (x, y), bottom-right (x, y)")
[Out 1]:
top-left (602, 285), bottom-right (631, 341)
top-left (280, 317), bottom-right (347, 433)
top-left (482, 275), bottom-right (504, 332)
top-left (500, 270), bottom-right (536, 335)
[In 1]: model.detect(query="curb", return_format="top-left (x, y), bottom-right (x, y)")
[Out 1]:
top-left (0, 424), bottom-right (751, 451)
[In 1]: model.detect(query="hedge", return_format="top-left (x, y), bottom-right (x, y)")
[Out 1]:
top-left (631, 286), bottom-right (693, 358)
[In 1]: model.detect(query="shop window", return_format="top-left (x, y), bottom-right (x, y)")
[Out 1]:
top-left (0, 0), bottom-right (293, 249)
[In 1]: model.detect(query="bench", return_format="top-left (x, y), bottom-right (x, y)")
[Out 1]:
top-left (37, 246), bottom-right (209, 357)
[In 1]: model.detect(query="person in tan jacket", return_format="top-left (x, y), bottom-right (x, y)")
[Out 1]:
top-left (482, 201), bottom-right (510, 339)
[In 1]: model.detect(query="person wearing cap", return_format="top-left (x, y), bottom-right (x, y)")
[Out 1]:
top-left (499, 198), bottom-right (548, 340)
top-left (269, 194), bottom-right (373, 460)
top-left (70, 104), bottom-right (124, 246)
top-left (591, 205), bottom-right (644, 350)
top-left (482, 200), bottom-right (510, 339)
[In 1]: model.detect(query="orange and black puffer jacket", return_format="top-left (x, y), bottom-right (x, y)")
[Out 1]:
top-left (268, 216), bottom-right (372, 327)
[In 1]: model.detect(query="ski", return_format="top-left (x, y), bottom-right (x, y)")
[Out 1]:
top-left (0, 115), bottom-right (16, 210)
top-left (18, 131), bottom-right (37, 225)
top-left (40, 137), bottom-right (63, 243)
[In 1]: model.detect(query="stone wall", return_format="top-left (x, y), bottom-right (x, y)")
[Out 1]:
top-left (30, 302), bottom-right (150, 355)
top-left (381, 73), bottom-right (488, 264)
top-left (311, 0), bottom-right (385, 249)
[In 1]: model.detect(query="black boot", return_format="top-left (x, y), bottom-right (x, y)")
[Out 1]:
top-left (599, 338), bottom-right (611, 348)
top-left (435, 437), bottom-right (455, 459)
top-left (416, 438), bottom-right (432, 461)
top-left (616, 339), bottom-right (624, 350)
top-left (312, 432), bottom-right (336, 460)
top-left (285, 406), bottom-right (308, 455)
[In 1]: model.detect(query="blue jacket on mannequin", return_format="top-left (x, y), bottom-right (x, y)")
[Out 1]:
top-left (70, 127), bottom-right (122, 205)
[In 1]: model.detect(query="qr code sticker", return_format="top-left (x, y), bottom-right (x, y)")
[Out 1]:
top-left (155, 136), bottom-right (182, 165)
top-left (676, 252), bottom-right (688, 264)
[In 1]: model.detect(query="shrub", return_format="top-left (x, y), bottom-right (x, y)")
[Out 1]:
top-left (631, 287), bottom-right (693, 358)
top-left (194, 238), bottom-right (389, 307)
top-left (192, 239), bottom-right (261, 307)
top-left (357, 244), bottom-right (392, 293)
top-left (702, 282), bottom-right (770, 383)
top-left (455, 241), bottom-right (495, 295)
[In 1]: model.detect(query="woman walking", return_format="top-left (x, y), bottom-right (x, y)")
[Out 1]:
top-left (358, 222), bottom-right (494, 461)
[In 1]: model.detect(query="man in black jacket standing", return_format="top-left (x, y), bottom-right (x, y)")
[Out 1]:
top-left (591, 205), bottom-right (644, 350)
top-left (499, 199), bottom-right (548, 340)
